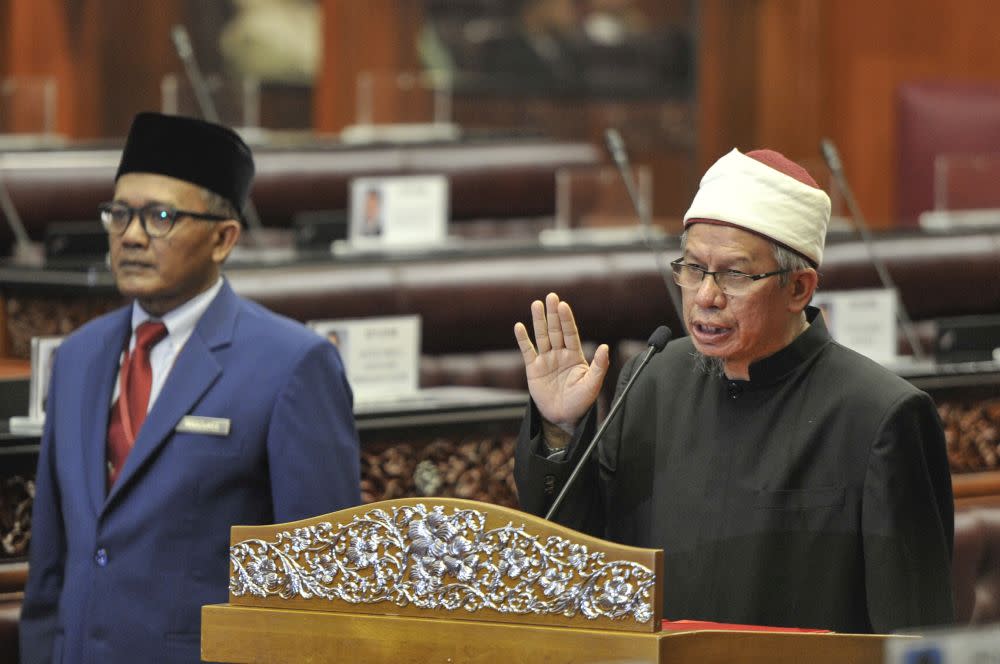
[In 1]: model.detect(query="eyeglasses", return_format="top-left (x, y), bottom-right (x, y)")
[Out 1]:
top-left (98, 201), bottom-right (230, 238)
top-left (670, 258), bottom-right (790, 296)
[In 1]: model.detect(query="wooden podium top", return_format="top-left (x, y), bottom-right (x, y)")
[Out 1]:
top-left (203, 498), bottom-right (900, 663)
top-left (0, 359), bottom-right (30, 380)
top-left (201, 604), bottom-right (897, 664)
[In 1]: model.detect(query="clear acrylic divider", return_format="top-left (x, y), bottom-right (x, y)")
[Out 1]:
top-left (0, 76), bottom-right (60, 148)
top-left (922, 152), bottom-right (1000, 230)
top-left (160, 72), bottom-right (261, 138)
top-left (342, 70), bottom-right (458, 144)
top-left (555, 164), bottom-right (651, 230)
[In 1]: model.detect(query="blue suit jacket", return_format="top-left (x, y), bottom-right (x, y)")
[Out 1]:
top-left (20, 281), bottom-right (361, 663)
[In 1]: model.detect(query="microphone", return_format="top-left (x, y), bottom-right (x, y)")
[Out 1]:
top-left (604, 128), bottom-right (685, 328)
top-left (170, 25), bottom-right (220, 124)
top-left (544, 325), bottom-right (673, 521)
top-left (820, 138), bottom-right (928, 361)
top-left (170, 25), bottom-right (265, 239)
top-left (605, 129), bottom-right (644, 221)
top-left (0, 174), bottom-right (30, 248)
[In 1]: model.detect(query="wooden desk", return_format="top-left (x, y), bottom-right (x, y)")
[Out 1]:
top-left (0, 359), bottom-right (28, 380)
top-left (202, 498), bottom-right (900, 664)
top-left (954, 470), bottom-right (1000, 509)
top-left (202, 604), bottom-right (894, 664)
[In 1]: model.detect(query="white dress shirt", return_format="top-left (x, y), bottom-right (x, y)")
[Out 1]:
top-left (110, 277), bottom-right (225, 412)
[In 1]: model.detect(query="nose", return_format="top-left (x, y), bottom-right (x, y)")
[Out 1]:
top-left (693, 273), bottom-right (726, 309)
top-left (118, 211), bottom-right (149, 246)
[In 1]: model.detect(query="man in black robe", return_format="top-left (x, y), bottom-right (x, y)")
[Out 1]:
top-left (513, 148), bottom-right (954, 633)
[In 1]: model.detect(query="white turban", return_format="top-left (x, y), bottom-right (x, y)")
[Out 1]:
top-left (683, 148), bottom-right (831, 265)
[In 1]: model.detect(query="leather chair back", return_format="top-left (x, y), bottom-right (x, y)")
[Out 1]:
top-left (896, 81), bottom-right (1000, 226)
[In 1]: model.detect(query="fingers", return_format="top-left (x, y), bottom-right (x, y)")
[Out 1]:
top-left (585, 344), bottom-right (611, 391)
top-left (590, 344), bottom-right (610, 373)
top-left (545, 292), bottom-right (564, 350)
top-left (530, 298), bottom-right (550, 353)
top-left (557, 300), bottom-right (582, 352)
top-left (526, 292), bottom-right (584, 355)
top-left (513, 322), bottom-right (537, 365)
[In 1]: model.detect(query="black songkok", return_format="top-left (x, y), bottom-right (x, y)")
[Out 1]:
top-left (116, 112), bottom-right (255, 213)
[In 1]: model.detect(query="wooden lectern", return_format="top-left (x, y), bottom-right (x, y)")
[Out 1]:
top-left (202, 498), bottom-right (895, 663)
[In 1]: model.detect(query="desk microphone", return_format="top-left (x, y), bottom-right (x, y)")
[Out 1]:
top-left (170, 25), bottom-right (220, 124)
top-left (170, 24), bottom-right (265, 238)
top-left (606, 128), bottom-right (647, 225)
top-left (544, 325), bottom-right (672, 521)
top-left (604, 128), bottom-right (685, 327)
top-left (820, 138), bottom-right (928, 360)
top-left (0, 173), bottom-right (38, 263)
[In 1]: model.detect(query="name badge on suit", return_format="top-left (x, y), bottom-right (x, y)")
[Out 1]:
top-left (175, 415), bottom-right (231, 436)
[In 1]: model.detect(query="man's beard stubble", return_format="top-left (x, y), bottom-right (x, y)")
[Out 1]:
top-left (691, 351), bottom-right (726, 378)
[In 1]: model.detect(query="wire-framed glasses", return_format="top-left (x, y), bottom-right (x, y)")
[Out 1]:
top-left (670, 257), bottom-right (790, 296)
top-left (98, 201), bottom-right (230, 238)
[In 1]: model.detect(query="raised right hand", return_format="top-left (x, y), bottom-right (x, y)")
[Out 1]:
top-left (513, 292), bottom-right (610, 436)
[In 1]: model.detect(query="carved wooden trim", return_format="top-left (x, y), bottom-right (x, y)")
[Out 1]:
top-left (229, 497), bottom-right (663, 633)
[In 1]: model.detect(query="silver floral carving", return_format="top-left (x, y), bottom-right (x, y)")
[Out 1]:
top-left (230, 503), bottom-right (655, 624)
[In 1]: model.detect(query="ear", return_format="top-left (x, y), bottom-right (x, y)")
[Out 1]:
top-left (210, 219), bottom-right (242, 264)
top-left (787, 268), bottom-right (818, 314)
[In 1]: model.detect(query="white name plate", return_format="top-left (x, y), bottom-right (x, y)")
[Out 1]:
top-left (812, 288), bottom-right (898, 364)
top-left (29, 335), bottom-right (65, 421)
top-left (308, 315), bottom-right (421, 403)
top-left (348, 175), bottom-right (449, 246)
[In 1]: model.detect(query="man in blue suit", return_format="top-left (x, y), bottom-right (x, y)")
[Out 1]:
top-left (19, 112), bottom-right (361, 663)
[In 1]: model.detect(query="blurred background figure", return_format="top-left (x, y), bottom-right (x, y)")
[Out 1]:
top-left (219, 0), bottom-right (321, 86)
top-left (478, 0), bottom-right (585, 94)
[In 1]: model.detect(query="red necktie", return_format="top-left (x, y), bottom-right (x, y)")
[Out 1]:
top-left (107, 320), bottom-right (168, 488)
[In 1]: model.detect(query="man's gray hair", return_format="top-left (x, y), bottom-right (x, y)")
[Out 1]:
top-left (772, 243), bottom-right (812, 286)
top-left (200, 189), bottom-right (240, 221)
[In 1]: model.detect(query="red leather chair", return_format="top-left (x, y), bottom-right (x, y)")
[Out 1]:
top-left (896, 80), bottom-right (1000, 226)
top-left (952, 506), bottom-right (1000, 624)
top-left (0, 562), bottom-right (25, 664)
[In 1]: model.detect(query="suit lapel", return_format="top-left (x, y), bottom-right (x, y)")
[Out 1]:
top-left (103, 282), bottom-right (240, 509)
top-left (83, 308), bottom-right (132, 517)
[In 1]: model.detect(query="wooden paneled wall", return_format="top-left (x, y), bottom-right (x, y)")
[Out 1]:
top-left (314, 0), bottom-right (425, 133)
top-left (824, 0), bottom-right (1000, 226)
top-left (1, 0), bottom-right (183, 138)
top-left (0, 0), bottom-right (9, 77)
top-left (699, 0), bottom-right (1000, 227)
top-left (5, 1), bottom-right (1000, 224)
top-left (1, 0), bottom-right (81, 135)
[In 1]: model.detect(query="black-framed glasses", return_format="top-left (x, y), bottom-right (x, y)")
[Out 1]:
top-left (98, 201), bottom-right (230, 238)
top-left (670, 257), bottom-right (790, 296)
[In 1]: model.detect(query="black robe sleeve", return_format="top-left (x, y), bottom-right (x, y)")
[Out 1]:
top-left (861, 390), bottom-right (955, 631)
top-left (514, 353), bottom-right (640, 537)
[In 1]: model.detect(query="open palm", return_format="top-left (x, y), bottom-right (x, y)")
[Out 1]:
top-left (514, 292), bottom-right (609, 433)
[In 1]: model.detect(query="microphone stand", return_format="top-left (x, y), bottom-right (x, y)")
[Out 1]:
top-left (0, 173), bottom-right (41, 264)
top-left (605, 128), bottom-right (685, 327)
top-left (170, 24), bottom-right (265, 242)
top-left (545, 325), bottom-right (672, 521)
top-left (820, 138), bottom-right (928, 361)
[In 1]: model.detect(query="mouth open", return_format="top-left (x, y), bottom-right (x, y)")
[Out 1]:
top-left (691, 321), bottom-right (732, 343)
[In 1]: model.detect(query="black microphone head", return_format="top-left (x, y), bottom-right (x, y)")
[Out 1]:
top-left (647, 325), bottom-right (673, 352)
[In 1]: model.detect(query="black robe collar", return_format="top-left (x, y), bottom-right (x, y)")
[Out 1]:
top-left (726, 306), bottom-right (830, 391)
